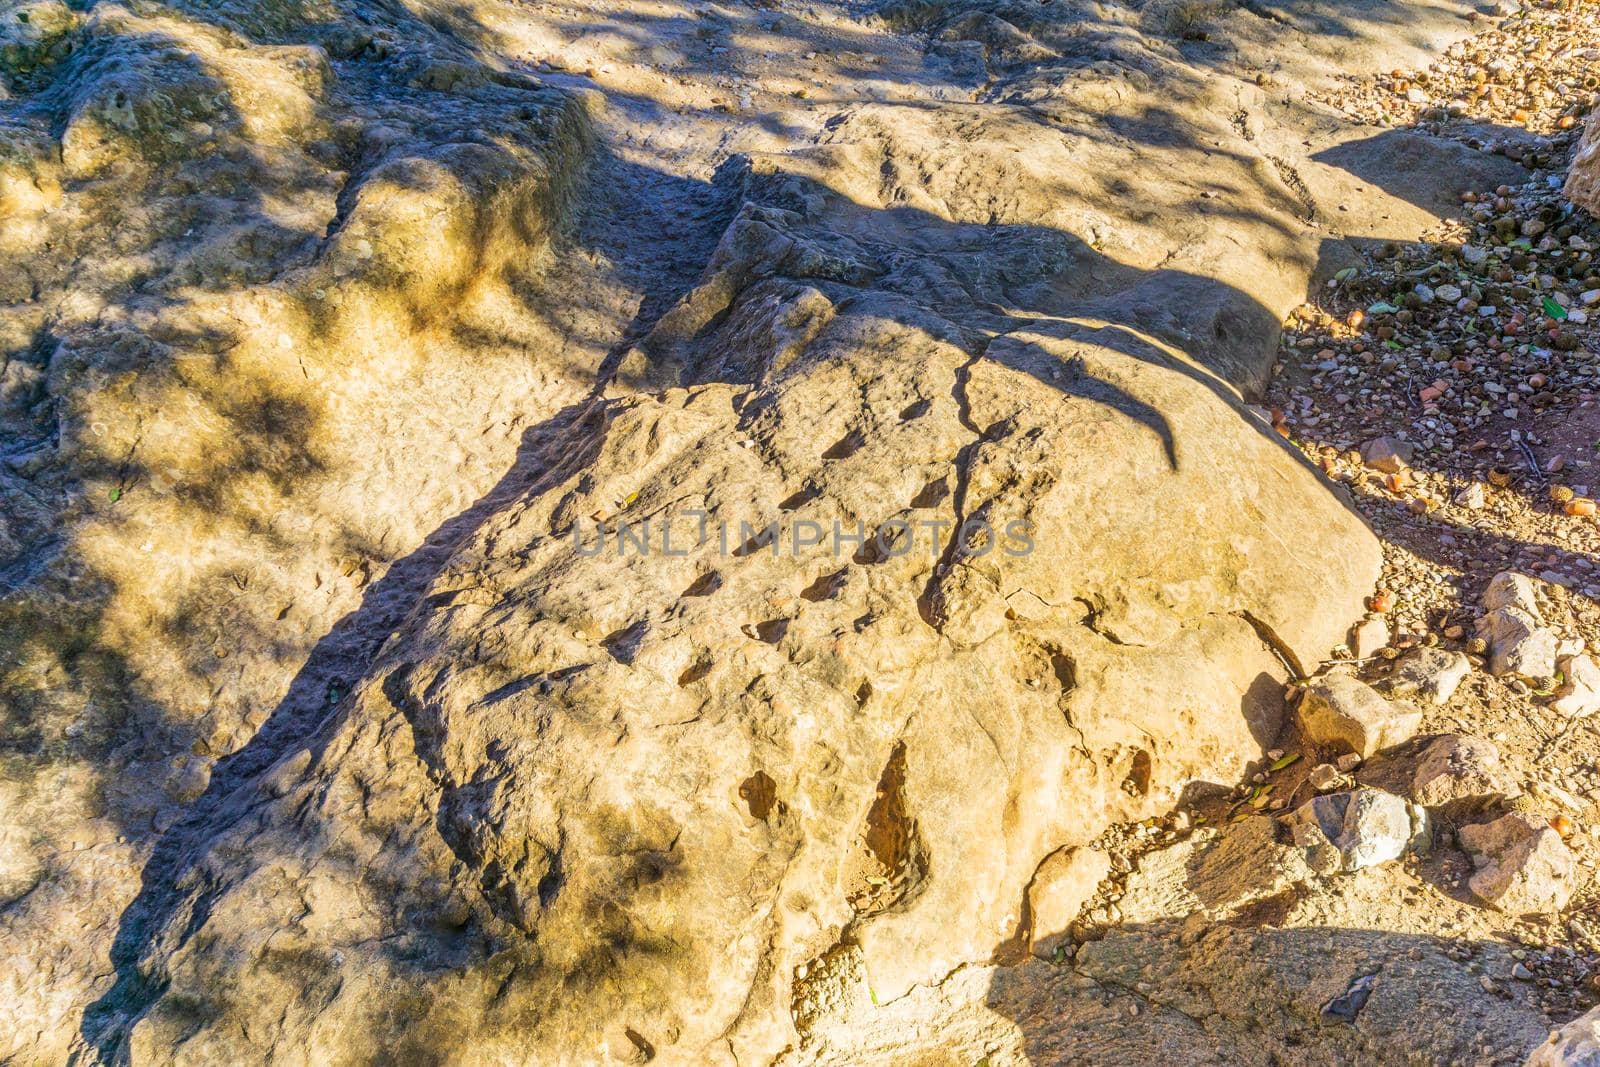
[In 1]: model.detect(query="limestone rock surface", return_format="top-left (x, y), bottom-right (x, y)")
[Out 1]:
top-left (14, 0), bottom-right (1544, 1060)
top-left (1527, 1004), bottom-right (1600, 1067)
top-left (1566, 110), bottom-right (1600, 217)
top-left (1378, 647), bottom-right (1471, 706)
top-left (1553, 654), bottom-right (1600, 719)
top-left (1411, 735), bottom-right (1516, 809)
top-left (1298, 674), bottom-right (1422, 758)
top-left (1459, 813), bottom-right (1577, 915)
top-left (1028, 847), bottom-right (1109, 958)
top-left (1283, 788), bottom-right (1428, 873)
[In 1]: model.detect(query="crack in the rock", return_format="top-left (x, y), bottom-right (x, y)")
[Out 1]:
top-left (1236, 608), bottom-right (1305, 681)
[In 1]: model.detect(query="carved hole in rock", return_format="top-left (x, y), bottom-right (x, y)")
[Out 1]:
top-left (754, 618), bottom-right (789, 644)
top-left (677, 659), bottom-right (711, 687)
top-left (779, 485), bottom-right (820, 511)
top-left (1122, 748), bottom-right (1153, 797)
top-left (845, 742), bottom-right (929, 916)
top-left (601, 619), bottom-right (649, 664)
top-left (1050, 652), bottom-right (1076, 692)
top-left (851, 523), bottom-right (905, 565)
top-left (800, 568), bottom-right (845, 602)
top-left (537, 850), bottom-right (565, 908)
top-left (624, 1027), bottom-right (655, 1061)
top-left (821, 428), bottom-right (865, 460)
top-left (733, 526), bottom-right (776, 557)
top-left (631, 851), bottom-right (672, 887)
top-left (1225, 887), bottom-right (1297, 928)
top-left (899, 398), bottom-right (931, 421)
top-left (739, 770), bottom-right (779, 821)
top-left (682, 570), bottom-right (722, 598)
top-left (790, 939), bottom-right (868, 1032)
top-left (909, 477), bottom-right (948, 508)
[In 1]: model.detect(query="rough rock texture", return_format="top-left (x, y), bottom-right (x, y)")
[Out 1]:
top-left (1553, 654), bottom-right (1600, 719)
top-left (7, 0), bottom-right (1556, 1059)
top-left (790, 859), bottom-right (1558, 1066)
top-left (1527, 1004), bottom-right (1600, 1067)
top-left (1459, 813), bottom-right (1578, 915)
top-left (1283, 788), bottom-right (1428, 873)
top-left (105, 267), bottom-right (1375, 1063)
top-left (1116, 816), bottom-right (1314, 924)
top-left (1566, 110), bottom-right (1600, 217)
top-left (1480, 572), bottom-right (1560, 681)
top-left (1298, 673), bottom-right (1423, 758)
top-left (1360, 436), bottom-right (1414, 474)
top-left (1377, 647), bottom-right (1471, 706)
top-left (1350, 615), bottom-right (1390, 659)
top-left (1027, 846), bottom-right (1109, 959)
top-left (1411, 735), bottom-right (1515, 810)
top-left (0, 0), bottom-right (597, 1058)
top-left (36, 0), bottom-right (1420, 1058)
top-left (1483, 607), bottom-right (1561, 681)
top-left (1485, 571), bottom-right (1544, 616)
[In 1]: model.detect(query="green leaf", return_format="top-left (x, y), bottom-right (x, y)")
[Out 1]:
top-left (1542, 297), bottom-right (1568, 320)
top-left (1367, 301), bottom-right (1400, 314)
top-left (1532, 672), bottom-right (1562, 697)
top-left (1334, 267), bottom-right (1358, 282)
top-left (1383, 340), bottom-right (1402, 350)
top-left (108, 487), bottom-right (121, 502)
top-left (1269, 752), bottom-right (1302, 772)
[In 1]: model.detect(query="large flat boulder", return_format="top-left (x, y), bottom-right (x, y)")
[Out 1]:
top-left (108, 119), bottom-right (1381, 1064)
top-left (0, 0), bottom-right (1455, 1060)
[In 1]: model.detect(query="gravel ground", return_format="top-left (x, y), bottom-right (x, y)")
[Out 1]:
top-left (1250, 0), bottom-right (1600, 1014)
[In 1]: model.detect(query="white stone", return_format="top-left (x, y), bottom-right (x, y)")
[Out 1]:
top-left (1483, 571), bottom-right (1542, 617)
top-left (1526, 1003), bottom-right (1600, 1066)
top-left (1455, 481), bottom-right (1487, 510)
top-left (1378, 647), bottom-right (1470, 706)
top-left (1459, 813), bottom-right (1576, 914)
top-left (1480, 607), bottom-right (1559, 681)
top-left (1552, 655), bottom-right (1600, 718)
top-left (1411, 735), bottom-right (1515, 808)
top-left (1360, 436), bottom-right (1414, 473)
top-left (1284, 788), bottom-right (1427, 872)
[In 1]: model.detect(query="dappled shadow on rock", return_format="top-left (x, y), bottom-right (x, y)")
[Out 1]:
top-left (70, 137), bottom-right (1392, 1058)
top-left (5, 0), bottom-right (1595, 1060)
top-left (1, 0), bottom-right (612, 1057)
top-left (78, 401), bottom-right (604, 1060)
top-left (1312, 127), bottom-right (1532, 219)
